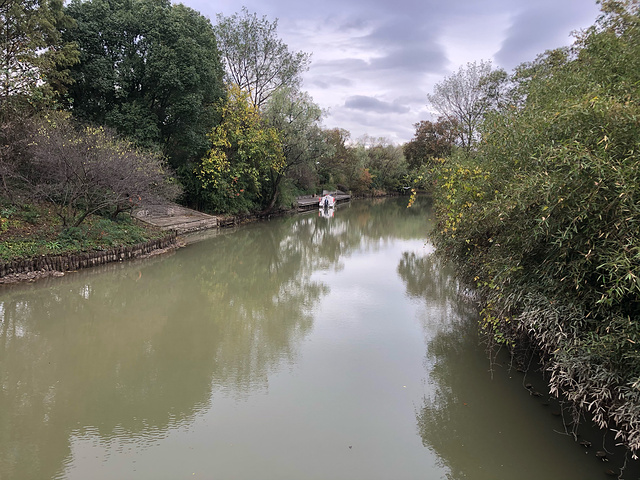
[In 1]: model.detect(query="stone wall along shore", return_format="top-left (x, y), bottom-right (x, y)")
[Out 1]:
top-left (0, 232), bottom-right (177, 281)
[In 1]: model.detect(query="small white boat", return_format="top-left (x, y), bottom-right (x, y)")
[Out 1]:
top-left (319, 194), bottom-right (336, 208)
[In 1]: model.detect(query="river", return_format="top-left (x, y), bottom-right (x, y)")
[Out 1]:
top-left (0, 197), bottom-right (633, 479)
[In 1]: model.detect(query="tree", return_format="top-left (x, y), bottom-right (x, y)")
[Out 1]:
top-left (28, 113), bottom-right (181, 227)
top-left (426, 60), bottom-right (505, 152)
top-left (63, 0), bottom-right (224, 169)
top-left (263, 87), bottom-right (329, 208)
top-left (0, 0), bottom-right (78, 201)
top-left (315, 128), bottom-right (373, 194)
top-left (197, 85), bottom-right (284, 214)
top-left (358, 135), bottom-right (408, 192)
top-left (316, 128), bottom-right (350, 190)
top-left (504, 49), bottom-right (570, 111)
top-left (403, 117), bottom-right (458, 170)
top-left (0, 0), bottom-right (78, 110)
top-left (214, 7), bottom-right (311, 110)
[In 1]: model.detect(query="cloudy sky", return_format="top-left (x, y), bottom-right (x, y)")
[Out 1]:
top-left (182, 0), bottom-right (602, 144)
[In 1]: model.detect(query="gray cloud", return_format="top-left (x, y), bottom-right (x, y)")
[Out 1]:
top-left (344, 95), bottom-right (410, 114)
top-left (312, 58), bottom-right (369, 72)
top-left (495, 1), bottom-right (600, 69)
top-left (307, 75), bottom-right (354, 90)
top-left (329, 105), bottom-right (417, 143)
top-left (369, 46), bottom-right (447, 74)
top-left (184, 0), bottom-right (602, 143)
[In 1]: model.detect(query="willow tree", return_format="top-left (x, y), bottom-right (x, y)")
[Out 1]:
top-left (263, 87), bottom-right (328, 208)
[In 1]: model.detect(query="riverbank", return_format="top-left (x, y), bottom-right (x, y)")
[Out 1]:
top-left (0, 193), bottom-right (357, 284)
top-left (0, 200), bottom-right (181, 284)
top-left (0, 233), bottom-right (178, 285)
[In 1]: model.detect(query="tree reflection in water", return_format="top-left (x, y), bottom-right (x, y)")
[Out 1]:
top-left (0, 216), bottom-right (333, 479)
top-left (0, 196), bottom-right (433, 480)
top-left (400, 248), bottom-right (618, 480)
top-left (398, 249), bottom-right (480, 472)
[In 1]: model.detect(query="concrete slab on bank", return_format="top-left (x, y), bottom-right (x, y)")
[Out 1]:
top-left (134, 202), bottom-right (218, 234)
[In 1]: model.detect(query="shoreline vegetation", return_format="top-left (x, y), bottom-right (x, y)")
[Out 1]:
top-left (0, 201), bottom-right (177, 284)
top-left (425, 1), bottom-right (640, 462)
top-left (0, 0), bottom-right (411, 280)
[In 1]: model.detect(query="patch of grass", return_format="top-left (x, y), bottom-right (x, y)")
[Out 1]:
top-left (0, 200), bottom-right (167, 262)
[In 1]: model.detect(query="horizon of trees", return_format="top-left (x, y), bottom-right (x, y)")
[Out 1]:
top-left (6, 0), bottom-right (622, 223)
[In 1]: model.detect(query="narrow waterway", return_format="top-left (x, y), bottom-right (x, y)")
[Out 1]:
top-left (0, 197), bottom-right (631, 479)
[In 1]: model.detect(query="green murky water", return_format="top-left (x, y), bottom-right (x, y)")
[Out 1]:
top-left (0, 197), bottom-right (629, 479)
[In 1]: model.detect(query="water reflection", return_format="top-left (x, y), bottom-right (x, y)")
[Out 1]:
top-left (0, 231), bottom-right (322, 479)
top-left (0, 197), bottom-right (432, 480)
top-left (400, 250), bottom-right (615, 480)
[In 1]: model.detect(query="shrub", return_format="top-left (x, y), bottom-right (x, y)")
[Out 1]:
top-left (28, 113), bottom-right (181, 227)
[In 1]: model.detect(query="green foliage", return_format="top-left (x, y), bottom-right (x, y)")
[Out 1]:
top-left (315, 128), bottom-right (350, 190)
top-left (358, 136), bottom-right (408, 193)
top-left (0, 202), bottom-right (48, 235)
top-left (0, 0), bottom-right (78, 111)
top-left (197, 85), bottom-right (285, 214)
top-left (56, 226), bottom-right (84, 246)
top-left (316, 128), bottom-right (380, 195)
top-left (20, 204), bottom-right (40, 224)
top-left (0, 0), bottom-right (78, 199)
top-left (63, 0), bottom-right (225, 171)
top-left (263, 87), bottom-right (329, 209)
top-left (430, 0), bottom-right (640, 453)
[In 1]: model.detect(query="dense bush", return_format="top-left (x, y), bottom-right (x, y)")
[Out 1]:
top-left (430, 1), bottom-right (640, 454)
top-left (28, 113), bottom-right (181, 227)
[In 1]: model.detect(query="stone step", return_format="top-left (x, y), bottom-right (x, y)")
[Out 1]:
top-left (133, 203), bottom-right (218, 234)
top-left (165, 218), bottom-right (219, 234)
top-left (171, 219), bottom-right (218, 234)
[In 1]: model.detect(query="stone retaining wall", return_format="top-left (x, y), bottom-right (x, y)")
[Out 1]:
top-left (0, 232), bottom-right (177, 279)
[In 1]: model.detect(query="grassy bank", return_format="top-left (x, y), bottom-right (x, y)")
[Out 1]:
top-left (0, 200), bottom-right (168, 263)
